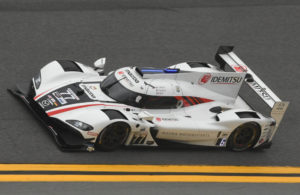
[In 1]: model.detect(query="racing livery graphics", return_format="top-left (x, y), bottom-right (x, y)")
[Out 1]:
top-left (9, 46), bottom-right (289, 152)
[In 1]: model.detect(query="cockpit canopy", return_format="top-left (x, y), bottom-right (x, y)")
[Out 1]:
top-left (101, 70), bottom-right (180, 109)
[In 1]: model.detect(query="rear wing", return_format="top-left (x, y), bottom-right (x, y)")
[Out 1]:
top-left (215, 46), bottom-right (289, 141)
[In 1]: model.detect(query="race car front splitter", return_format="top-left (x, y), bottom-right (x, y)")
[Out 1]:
top-left (8, 82), bottom-right (95, 152)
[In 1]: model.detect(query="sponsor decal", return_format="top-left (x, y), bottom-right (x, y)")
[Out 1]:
top-left (120, 73), bottom-right (134, 87)
top-left (125, 69), bottom-right (140, 83)
top-left (198, 73), bottom-right (211, 85)
top-left (251, 82), bottom-right (272, 100)
top-left (87, 131), bottom-right (98, 137)
top-left (82, 85), bottom-right (96, 99)
top-left (130, 133), bottom-right (147, 144)
top-left (124, 77), bottom-right (134, 87)
top-left (234, 65), bottom-right (248, 72)
top-left (53, 91), bottom-right (67, 105)
top-left (160, 131), bottom-right (210, 138)
top-left (219, 138), bottom-right (227, 146)
top-left (65, 88), bottom-right (80, 100)
top-left (38, 98), bottom-right (55, 108)
top-left (210, 76), bottom-right (243, 84)
top-left (161, 118), bottom-right (179, 121)
top-left (41, 100), bottom-right (50, 106)
top-left (53, 88), bottom-right (80, 104)
top-left (155, 86), bottom-right (167, 95)
top-left (155, 117), bottom-right (178, 122)
top-left (274, 102), bottom-right (287, 112)
top-left (118, 71), bottom-right (124, 75)
top-left (48, 95), bottom-right (58, 106)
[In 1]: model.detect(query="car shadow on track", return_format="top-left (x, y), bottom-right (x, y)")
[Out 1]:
top-left (118, 144), bottom-right (265, 154)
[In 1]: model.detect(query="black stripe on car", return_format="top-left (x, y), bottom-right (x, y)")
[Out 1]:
top-left (102, 109), bottom-right (127, 120)
top-left (182, 96), bottom-right (193, 106)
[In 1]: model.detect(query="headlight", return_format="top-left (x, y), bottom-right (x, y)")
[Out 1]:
top-left (34, 72), bottom-right (41, 89)
top-left (66, 120), bottom-right (93, 131)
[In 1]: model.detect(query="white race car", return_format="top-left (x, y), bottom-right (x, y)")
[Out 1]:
top-left (9, 46), bottom-right (289, 152)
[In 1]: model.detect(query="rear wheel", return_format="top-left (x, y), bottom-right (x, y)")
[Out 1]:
top-left (95, 122), bottom-right (130, 151)
top-left (227, 122), bottom-right (260, 152)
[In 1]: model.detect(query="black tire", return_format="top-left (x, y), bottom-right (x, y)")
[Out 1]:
top-left (95, 122), bottom-right (130, 151)
top-left (227, 122), bottom-right (260, 152)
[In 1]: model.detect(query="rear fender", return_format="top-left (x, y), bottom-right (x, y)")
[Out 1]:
top-left (217, 109), bottom-right (273, 147)
top-left (216, 109), bottom-right (271, 132)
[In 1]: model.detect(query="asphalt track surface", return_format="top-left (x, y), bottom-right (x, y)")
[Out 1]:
top-left (0, 0), bottom-right (300, 194)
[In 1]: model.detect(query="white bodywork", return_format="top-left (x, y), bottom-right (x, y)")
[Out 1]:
top-left (31, 48), bottom-right (288, 150)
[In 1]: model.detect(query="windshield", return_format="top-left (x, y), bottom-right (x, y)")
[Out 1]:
top-left (101, 72), bottom-right (178, 109)
top-left (101, 72), bottom-right (140, 107)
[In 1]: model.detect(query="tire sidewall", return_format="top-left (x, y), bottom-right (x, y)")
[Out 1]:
top-left (227, 122), bottom-right (261, 152)
top-left (95, 122), bottom-right (130, 151)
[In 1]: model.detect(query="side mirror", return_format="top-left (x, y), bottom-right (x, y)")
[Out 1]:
top-left (138, 111), bottom-right (154, 121)
top-left (94, 57), bottom-right (106, 69)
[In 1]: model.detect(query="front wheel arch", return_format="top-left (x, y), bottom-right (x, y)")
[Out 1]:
top-left (95, 121), bottom-right (131, 151)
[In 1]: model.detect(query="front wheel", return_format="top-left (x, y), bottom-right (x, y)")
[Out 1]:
top-left (95, 122), bottom-right (130, 151)
top-left (227, 122), bottom-right (260, 152)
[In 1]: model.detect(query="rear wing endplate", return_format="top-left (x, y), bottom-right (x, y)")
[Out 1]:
top-left (215, 46), bottom-right (289, 141)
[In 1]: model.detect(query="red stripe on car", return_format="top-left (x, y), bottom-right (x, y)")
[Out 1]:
top-left (175, 96), bottom-right (213, 107)
top-left (34, 89), bottom-right (52, 100)
top-left (175, 96), bottom-right (183, 101)
top-left (192, 97), bottom-right (200, 104)
top-left (199, 97), bottom-right (213, 103)
top-left (47, 104), bottom-right (124, 116)
top-left (175, 96), bottom-right (190, 107)
top-left (186, 96), bottom-right (196, 105)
